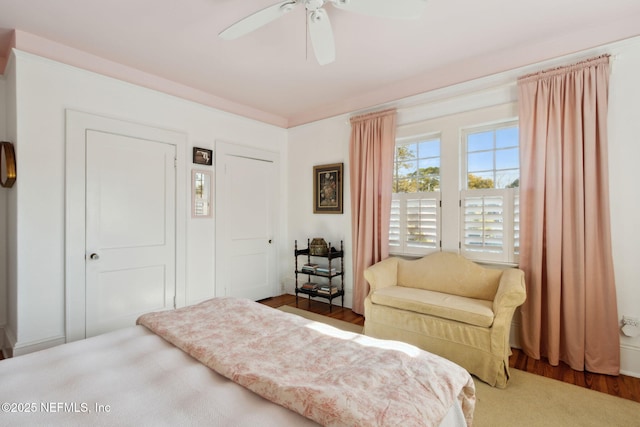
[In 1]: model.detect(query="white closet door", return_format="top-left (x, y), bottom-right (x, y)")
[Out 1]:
top-left (85, 130), bottom-right (176, 338)
top-left (216, 143), bottom-right (277, 301)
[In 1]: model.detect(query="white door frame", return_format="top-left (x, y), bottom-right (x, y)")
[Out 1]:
top-left (215, 141), bottom-right (280, 299)
top-left (65, 110), bottom-right (187, 342)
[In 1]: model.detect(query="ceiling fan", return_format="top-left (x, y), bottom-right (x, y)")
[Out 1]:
top-left (218, 0), bottom-right (428, 66)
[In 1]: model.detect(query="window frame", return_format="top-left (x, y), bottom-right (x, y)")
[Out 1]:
top-left (460, 119), bottom-right (520, 264)
top-left (390, 133), bottom-right (442, 257)
top-left (461, 120), bottom-right (520, 191)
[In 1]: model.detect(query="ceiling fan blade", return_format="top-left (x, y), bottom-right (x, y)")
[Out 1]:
top-left (219, 1), bottom-right (298, 40)
top-left (329, 0), bottom-right (427, 19)
top-left (308, 9), bottom-right (336, 65)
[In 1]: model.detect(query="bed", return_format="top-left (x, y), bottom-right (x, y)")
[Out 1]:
top-left (0, 297), bottom-right (475, 426)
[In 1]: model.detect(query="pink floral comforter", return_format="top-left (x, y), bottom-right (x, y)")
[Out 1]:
top-left (137, 297), bottom-right (475, 427)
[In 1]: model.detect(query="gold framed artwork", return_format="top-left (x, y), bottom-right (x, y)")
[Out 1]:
top-left (313, 163), bottom-right (343, 214)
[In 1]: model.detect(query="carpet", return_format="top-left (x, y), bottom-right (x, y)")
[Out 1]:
top-left (277, 305), bottom-right (640, 427)
top-left (276, 305), bottom-right (363, 334)
top-left (473, 369), bottom-right (640, 427)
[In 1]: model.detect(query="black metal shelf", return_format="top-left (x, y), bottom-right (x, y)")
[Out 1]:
top-left (294, 239), bottom-right (344, 312)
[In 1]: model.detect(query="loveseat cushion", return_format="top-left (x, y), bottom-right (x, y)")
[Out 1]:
top-left (397, 252), bottom-right (502, 300)
top-left (370, 286), bottom-right (495, 327)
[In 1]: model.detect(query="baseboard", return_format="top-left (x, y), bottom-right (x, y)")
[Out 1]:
top-left (3, 325), bottom-right (15, 358)
top-left (7, 333), bottom-right (66, 358)
top-left (620, 343), bottom-right (640, 378)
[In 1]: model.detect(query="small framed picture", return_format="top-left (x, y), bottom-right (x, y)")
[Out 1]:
top-left (313, 163), bottom-right (343, 214)
top-left (193, 147), bottom-right (213, 165)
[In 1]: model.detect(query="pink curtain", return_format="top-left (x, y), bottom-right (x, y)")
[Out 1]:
top-left (518, 55), bottom-right (620, 375)
top-left (349, 109), bottom-right (397, 315)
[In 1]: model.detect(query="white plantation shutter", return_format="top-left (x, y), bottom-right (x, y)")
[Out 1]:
top-left (461, 189), bottom-right (517, 263)
top-left (389, 198), bottom-right (401, 249)
top-left (390, 192), bottom-right (440, 255)
top-left (462, 192), bottom-right (505, 256)
top-left (407, 197), bottom-right (439, 250)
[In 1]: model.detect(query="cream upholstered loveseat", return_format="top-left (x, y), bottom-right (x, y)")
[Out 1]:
top-left (363, 252), bottom-right (526, 388)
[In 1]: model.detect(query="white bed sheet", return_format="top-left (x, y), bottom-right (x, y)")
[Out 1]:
top-left (0, 325), bottom-right (465, 426)
top-left (0, 326), bottom-right (318, 426)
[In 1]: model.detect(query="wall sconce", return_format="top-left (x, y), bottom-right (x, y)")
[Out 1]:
top-left (1, 141), bottom-right (16, 188)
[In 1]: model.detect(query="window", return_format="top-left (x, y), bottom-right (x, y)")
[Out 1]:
top-left (465, 125), bottom-right (519, 190)
top-left (390, 135), bottom-right (441, 255)
top-left (461, 122), bottom-right (519, 263)
top-left (390, 103), bottom-right (520, 265)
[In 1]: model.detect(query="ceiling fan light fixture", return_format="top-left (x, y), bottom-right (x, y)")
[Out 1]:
top-left (219, 0), bottom-right (427, 63)
top-left (309, 10), bottom-right (324, 23)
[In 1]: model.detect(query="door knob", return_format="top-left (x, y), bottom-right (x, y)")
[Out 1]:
top-left (89, 253), bottom-right (100, 260)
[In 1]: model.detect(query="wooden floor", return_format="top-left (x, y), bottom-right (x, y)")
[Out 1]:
top-left (260, 294), bottom-right (640, 404)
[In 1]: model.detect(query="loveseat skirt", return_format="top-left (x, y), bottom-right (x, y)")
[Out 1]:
top-left (364, 296), bottom-right (512, 388)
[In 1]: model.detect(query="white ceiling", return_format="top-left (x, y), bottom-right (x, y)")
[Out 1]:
top-left (1, 0), bottom-right (640, 127)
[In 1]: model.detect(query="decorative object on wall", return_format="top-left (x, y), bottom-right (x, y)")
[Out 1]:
top-left (193, 147), bottom-right (213, 165)
top-left (1, 141), bottom-right (17, 188)
top-left (192, 169), bottom-right (213, 218)
top-left (313, 162), bottom-right (343, 214)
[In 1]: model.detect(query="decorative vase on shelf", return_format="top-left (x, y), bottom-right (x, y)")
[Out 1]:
top-left (309, 238), bottom-right (328, 256)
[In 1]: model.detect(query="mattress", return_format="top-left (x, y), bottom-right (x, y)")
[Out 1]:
top-left (0, 306), bottom-right (470, 426)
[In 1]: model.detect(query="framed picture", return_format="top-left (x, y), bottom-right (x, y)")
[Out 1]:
top-left (313, 163), bottom-right (343, 214)
top-left (193, 147), bottom-right (213, 165)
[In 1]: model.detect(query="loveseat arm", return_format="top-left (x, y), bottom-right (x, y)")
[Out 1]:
top-left (364, 257), bottom-right (399, 293)
top-left (492, 268), bottom-right (526, 316)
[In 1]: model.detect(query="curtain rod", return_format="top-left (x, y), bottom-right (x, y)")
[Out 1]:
top-left (349, 108), bottom-right (397, 124)
top-left (518, 54), bottom-right (611, 83)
